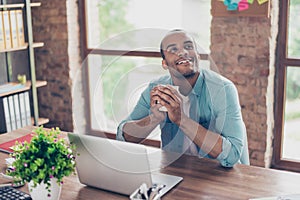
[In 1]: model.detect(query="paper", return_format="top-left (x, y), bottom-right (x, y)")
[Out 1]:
top-left (223, 0), bottom-right (231, 6)
top-left (257, 0), bottom-right (268, 5)
top-left (227, 3), bottom-right (238, 10)
top-left (157, 85), bottom-right (180, 112)
top-left (0, 83), bottom-right (25, 95)
top-left (249, 194), bottom-right (300, 200)
top-left (238, 0), bottom-right (249, 11)
top-left (248, 0), bottom-right (254, 4)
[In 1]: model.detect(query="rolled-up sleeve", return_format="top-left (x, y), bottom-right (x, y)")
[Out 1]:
top-left (116, 120), bottom-right (127, 141)
top-left (213, 83), bottom-right (246, 167)
top-left (116, 85), bottom-right (153, 141)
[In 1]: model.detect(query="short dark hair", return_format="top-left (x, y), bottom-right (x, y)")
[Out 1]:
top-left (160, 29), bottom-right (185, 59)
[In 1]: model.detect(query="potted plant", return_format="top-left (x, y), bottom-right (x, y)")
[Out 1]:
top-left (7, 126), bottom-right (77, 200)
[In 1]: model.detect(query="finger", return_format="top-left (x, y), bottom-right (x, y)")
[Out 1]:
top-left (150, 87), bottom-right (158, 98)
top-left (156, 87), bottom-right (177, 102)
top-left (151, 94), bottom-right (162, 106)
top-left (157, 88), bottom-right (181, 106)
top-left (166, 85), bottom-right (181, 103)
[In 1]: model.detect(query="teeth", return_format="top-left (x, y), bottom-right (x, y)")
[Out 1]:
top-left (178, 60), bottom-right (190, 65)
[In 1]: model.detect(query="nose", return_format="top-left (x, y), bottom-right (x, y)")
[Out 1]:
top-left (177, 48), bottom-right (188, 57)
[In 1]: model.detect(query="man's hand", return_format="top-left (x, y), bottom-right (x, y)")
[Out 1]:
top-left (150, 86), bottom-right (167, 122)
top-left (151, 85), bottom-right (187, 125)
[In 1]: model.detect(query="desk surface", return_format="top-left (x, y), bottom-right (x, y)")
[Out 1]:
top-left (1, 126), bottom-right (300, 200)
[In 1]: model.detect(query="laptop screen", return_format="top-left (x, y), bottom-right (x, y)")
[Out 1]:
top-left (68, 133), bottom-right (153, 195)
top-left (68, 133), bottom-right (182, 197)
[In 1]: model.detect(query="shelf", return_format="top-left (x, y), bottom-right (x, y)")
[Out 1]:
top-left (0, 80), bottom-right (47, 97)
top-left (0, 42), bottom-right (44, 53)
top-left (0, 45), bottom-right (27, 53)
top-left (32, 42), bottom-right (44, 48)
top-left (0, 2), bottom-right (41, 9)
top-left (0, 1), bottom-right (46, 132)
top-left (31, 117), bottom-right (49, 126)
top-left (30, 2), bottom-right (42, 7)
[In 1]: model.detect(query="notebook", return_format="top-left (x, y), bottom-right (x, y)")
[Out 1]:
top-left (0, 133), bottom-right (33, 153)
top-left (67, 133), bottom-right (183, 197)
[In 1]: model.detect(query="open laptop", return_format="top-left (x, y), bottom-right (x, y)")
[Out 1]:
top-left (68, 133), bottom-right (183, 197)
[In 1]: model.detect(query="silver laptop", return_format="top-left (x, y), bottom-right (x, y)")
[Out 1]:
top-left (68, 133), bottom-right (183, 197)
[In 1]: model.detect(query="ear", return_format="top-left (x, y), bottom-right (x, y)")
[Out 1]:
top-left (197, 53), bottom-right (201, 60)
top-left (162, 60), bottom-right (168, 70)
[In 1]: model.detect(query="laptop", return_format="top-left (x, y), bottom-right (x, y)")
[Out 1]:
top-left (68, 133), bottom-right (183, 197)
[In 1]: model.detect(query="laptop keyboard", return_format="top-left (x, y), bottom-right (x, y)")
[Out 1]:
top-left (0, 186), bottom-right (31, 200)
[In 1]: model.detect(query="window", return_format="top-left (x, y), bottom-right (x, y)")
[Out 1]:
top-left (273, 0), bottom-right (300, 172)
top-left (81, 0), bottom-right (211, 139)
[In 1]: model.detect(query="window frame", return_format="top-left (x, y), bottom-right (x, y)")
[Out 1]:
top-left (273, 0), bottom-right (300, 172)
top-left (79, 0), bottom-right (208, 147)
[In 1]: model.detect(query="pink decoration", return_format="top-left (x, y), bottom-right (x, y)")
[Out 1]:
top-left (238, 0), bottom-right (249, 11)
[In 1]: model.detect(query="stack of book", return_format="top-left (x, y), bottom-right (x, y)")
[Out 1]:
top-left (0, 91), bottom-right (31, 133)
top-left (0, 9), bottom-right (25, 51)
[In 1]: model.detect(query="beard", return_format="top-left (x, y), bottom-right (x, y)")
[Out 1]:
top-left (183, 71), bottom-right (197, 78)
top-left (169, 66), bottom-right (198, 79)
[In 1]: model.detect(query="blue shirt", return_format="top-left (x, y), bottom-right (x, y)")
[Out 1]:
top-left (117, 69), bottom-right (249, 167)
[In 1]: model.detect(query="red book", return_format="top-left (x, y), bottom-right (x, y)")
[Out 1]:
top-left (0, 133), bottom-right (33, 153)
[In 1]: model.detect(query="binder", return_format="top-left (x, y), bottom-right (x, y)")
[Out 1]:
top-left (18, 92), bottom-right (27, 126)
top-left (3, 97), bottom-right (12, 132)
top-left (24, 92), bottom-right (31, 126)
top-left (7, 95), bottom-right (16, 131)
top-left (15, 10), bottom-right (25, 47)
top-left (2, 11), bottom-right (11, 49)
top-left (0, 11), bottom-right (5, 50)
top-left (0, 97), bottom-right (12, 133)
top-left (13, 94), bottom-right (22, 128)
top-left (9, 10), bottom-right (18, 48)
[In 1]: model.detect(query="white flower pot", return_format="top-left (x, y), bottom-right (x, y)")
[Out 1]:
top-left (28, 178), bottom-right (62, 200)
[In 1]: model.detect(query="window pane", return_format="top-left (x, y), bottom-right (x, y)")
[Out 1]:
top-left (87, 54), bottom-right (167, 139)
top-left (86, 0), bottom-right (211, 52)
top-left (287, 0), bottom-right (300, 59)
top-left (282, 67), bottom-right (300, 160)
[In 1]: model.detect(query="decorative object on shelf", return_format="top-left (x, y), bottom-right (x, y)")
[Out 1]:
top-left (17, 74), bottom-right (26, 84)
top-left (7, 127), bottom-right (77, 200)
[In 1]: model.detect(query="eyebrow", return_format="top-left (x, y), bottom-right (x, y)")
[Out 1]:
top-left (165, 40), bottom-right (194, 50)
top-left (166, 44), bottom-right (176, 50)
top-left (184, 41), bottom-right (193, 45)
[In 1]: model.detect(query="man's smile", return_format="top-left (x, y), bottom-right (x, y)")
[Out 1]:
top-left (175, 58), bottom-right (193, 66)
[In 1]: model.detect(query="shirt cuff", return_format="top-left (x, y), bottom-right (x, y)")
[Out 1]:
top-left (116, 121), bottom-right (126, 141)
top-left (216, 138), bottom-right (232, 167)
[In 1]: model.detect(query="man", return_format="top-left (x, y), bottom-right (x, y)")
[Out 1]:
top-left (117, 29), bottom-right (249, 167)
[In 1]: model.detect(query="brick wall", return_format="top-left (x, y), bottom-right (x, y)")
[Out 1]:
top-left (31, 0), bottom-right (83, 132)
top-left (210, 0), bottom-right (278, 167)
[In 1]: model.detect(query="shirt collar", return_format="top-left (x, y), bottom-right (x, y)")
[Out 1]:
top-left (169, 70), bottom-right (204, 97)
top-left (190, 70), bottom-right (204, 97)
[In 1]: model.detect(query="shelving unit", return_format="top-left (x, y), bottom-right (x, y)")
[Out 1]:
top-left (0, 0), bottom-right (48, 133)
top-left (0, 81), bottom-right (47, 97)
top-left (0, 2), bottom-right (41, 9)
top-left (0, 42), bottom-right (44, 53)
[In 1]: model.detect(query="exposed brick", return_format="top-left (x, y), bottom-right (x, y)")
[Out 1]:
top-left (211, 12), bottom-right (273, 168)
top-left (32, 0), bottom-right (77, 132)
top-left (260, 69), bottom-right (270, 76)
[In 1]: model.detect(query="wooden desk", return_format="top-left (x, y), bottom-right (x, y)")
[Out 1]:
top-left (1, 127), bottom-right (300, 200)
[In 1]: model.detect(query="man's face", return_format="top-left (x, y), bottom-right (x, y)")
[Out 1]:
top-left (161, 31), bottom-right (199, 79)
